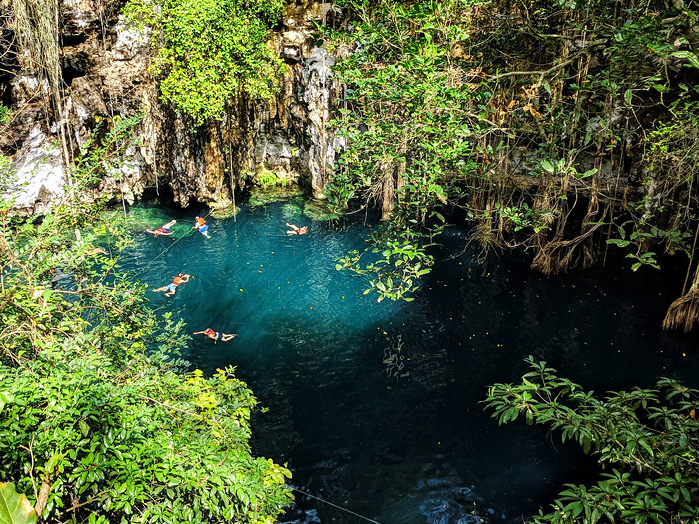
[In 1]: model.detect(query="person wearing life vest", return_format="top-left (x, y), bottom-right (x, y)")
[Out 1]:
top-left (193, 216), bottom-right (210, 238)
top-left (152, 272), bottom-right (191, 297)
top-left (193, 328), bottom-right (236, 343)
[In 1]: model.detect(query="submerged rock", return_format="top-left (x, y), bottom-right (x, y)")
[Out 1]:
top-left (248, 187), bottom-right (305, 208)
top-left (303, 198), bottom-right (339, 221)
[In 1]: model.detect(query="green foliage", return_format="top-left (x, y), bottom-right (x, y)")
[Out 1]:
top-left (256, 168), bottom-right (287, 188)
top-left (326, 0), bottom-right (486, 297)
top-left (325, 0), bottom-right (699, 293)
top-left (0, 184), bottom-right (292, 521)
top-left (484, 358), bottom-right (699, 523)
top-left (0, 104), bottom-right (11, 126)
top-left (603, 87), bottom-right (699, 269)
top-left (72, 113), bottom-right (143, 191)
top-left (0, 483), bottom-right (37, 524)
top-left (123, 0), bottom-right (284, 124)
top-left (336, 223), bottom-right (437, 302)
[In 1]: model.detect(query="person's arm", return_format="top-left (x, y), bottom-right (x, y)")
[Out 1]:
top-left (193, 330), bottom-right (205, 335)
top-left (181, 275), bottom-right (191, 282)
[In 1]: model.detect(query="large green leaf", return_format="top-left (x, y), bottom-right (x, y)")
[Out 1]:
top-left (0, 483), bottom-right (37, 524)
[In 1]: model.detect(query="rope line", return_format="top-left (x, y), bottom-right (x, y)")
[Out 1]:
top-left (132, 210), bottom-right (213, 279)
top-left (291, 487), bottom-right (384, 524)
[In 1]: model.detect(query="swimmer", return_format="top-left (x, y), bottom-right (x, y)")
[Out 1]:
top-left (147, 219), bottom-right (176, 237)
top-left (193, 328), bottom-right (237, 343)
top-left (152, 273), bottom-right (191, 297)
top-left (193, 216), bottom-right (210, 238)
top-left (286, 222), bottom-right (308, 235)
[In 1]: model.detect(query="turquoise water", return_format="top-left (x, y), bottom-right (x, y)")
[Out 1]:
top-left (122, 197), bottom-right (699, 524)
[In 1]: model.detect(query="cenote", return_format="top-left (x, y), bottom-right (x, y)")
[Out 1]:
top-left (121, 194), bottom-right (699, 524)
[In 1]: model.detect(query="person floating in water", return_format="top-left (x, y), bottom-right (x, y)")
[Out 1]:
top-left (286, 222), bottom-right (308, 235)
top-left (152, 273), bottom-right (191, 297)
top-left (193, 328), bottom-right (237, 343)
top-left (147, 219), bottom-right (176, 237)
top-left (193, 216), bottom-right (210, 238)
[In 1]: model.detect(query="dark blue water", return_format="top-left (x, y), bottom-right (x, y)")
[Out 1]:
top-left (121, 197), bottom-right (699, 524)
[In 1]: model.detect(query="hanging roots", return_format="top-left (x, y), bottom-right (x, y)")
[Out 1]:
top-left (531, 226), bottom-right (599, 275)
top-left (663, 289), bottom-right (699, 332)
top-left (11, 0), bottom-right (60, 95)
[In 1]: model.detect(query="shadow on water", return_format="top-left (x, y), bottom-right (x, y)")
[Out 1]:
top-left (121, 198), bottom-right (699, 524)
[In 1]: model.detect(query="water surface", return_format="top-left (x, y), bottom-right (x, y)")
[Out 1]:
top-left (121, 197), bottom-right (699, 524)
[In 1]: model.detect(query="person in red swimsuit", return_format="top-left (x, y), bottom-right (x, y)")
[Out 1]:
top-left (147, 220), bottom-right (176, 236)
top-left (193, 328), bottom-right (236, 343)
top-left (286, 222), bottom-right (308, 235)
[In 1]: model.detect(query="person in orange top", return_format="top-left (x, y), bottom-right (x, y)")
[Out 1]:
top-left (152, 273), bottom-right (191, 297)
top-left (193, 328), bottom-right (236, 343)
top-left (193, 216), bottom-right (210, 238)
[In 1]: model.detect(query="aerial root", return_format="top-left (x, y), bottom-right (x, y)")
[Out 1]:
top-left (663, 288), bottom-right (699, 332)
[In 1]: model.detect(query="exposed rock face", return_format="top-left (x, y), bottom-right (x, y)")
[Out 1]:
top-left (1, 127), bottom-right (65, 214)
top-left (0, 0), bottom-right (344, 213)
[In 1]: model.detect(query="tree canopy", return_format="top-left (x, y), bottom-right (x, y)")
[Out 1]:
top-left (123, 0), bottom-right (285, 125)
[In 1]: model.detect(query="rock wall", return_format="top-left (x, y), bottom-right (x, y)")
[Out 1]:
top-left (0, 0), bottom-right (344, 214)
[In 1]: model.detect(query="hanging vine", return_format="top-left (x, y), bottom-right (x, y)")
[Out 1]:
top-left (9, 0), bottom-right (71, 168)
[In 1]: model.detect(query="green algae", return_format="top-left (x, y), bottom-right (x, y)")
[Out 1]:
top-left (210, 205), bottom-right (240, 220)
top-left (247, 186), bottom-right (304, 208)
top-left (302, 199), bottom-right (340, 221)
top-left (105, 203), bottom-right (190, 237)
top-left (281, 199), bottom-right (304, 218)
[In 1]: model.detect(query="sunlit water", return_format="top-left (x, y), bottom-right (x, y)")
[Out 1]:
top-left (120, 196), bottom-right (699, 524)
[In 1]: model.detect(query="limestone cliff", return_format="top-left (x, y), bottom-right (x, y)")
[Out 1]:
top-left (0, 0), bottom-right (343, 214)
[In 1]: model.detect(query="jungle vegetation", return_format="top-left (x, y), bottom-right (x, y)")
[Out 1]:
top-left (485, 358), bottom-right (699, 524)
top-left (3, 0), bottom-right (699, 522)
top-left (0, 127), bottom-right (293, 522)
top-left (1, 1), bottom-right (290, 521)
top-left (122, 0), bottom-right (286, 125)
top-left (322, 0), bottom-right (699, 330)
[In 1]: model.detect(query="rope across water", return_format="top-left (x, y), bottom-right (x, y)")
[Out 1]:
top-left (134, 210), bottom-right (213, 278)
top-left (291, 486), bottom-right (385, 524)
